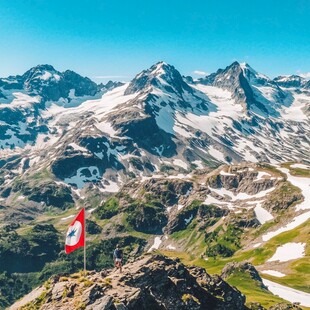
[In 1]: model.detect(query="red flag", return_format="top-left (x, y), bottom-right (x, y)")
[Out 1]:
top-left (65, 208), bottom-right (85, 254)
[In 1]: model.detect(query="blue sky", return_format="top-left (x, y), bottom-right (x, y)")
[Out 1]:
top-left (1, 0), bottom-right (310, 82)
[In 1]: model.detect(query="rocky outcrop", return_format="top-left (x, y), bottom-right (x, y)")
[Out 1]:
top-left (268, 303), bottom-right (302, 310)
top-left (166, 202), bottom-right (227, 234)
top-left (12, 255), bottom-right (247, 310)
top-left (273, 75), bottom-right (305, 89)
top-left (207, 167), bottom-right (277, 195)
top-left (262, 181), bottom-right (303, 212)
top-left (12, 180), bottom-right (74, 209)
top-left (221, 261), bottom-right (266, 289)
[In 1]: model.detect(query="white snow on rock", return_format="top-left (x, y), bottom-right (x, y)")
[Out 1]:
top-left (220, 170), bottom-right (236, 176)
top-left (262, 167), bottom-right (310, 241)
top-left (254, 203), bottom-right (274, 224)
top-left (267, 242), bottom-right (306, 262)
top-left (87, 208), bottom-right (97, 213)
top-left (263, 211), bottom-right (310, 241)
top-left (177, 204), bottom-right (184, 211)
top-left (254, 171), bottom-right (271, 182)
top-left (261, 270), bottom-right (286, 277)
top-left (208, 146), bottom-right (228, 162)
top-left (148, 237), bottom-right (162, 252)
top-left (262, 278), bottom-right (310, 307)
top-left (95, 121), bottom-right (118, 138)
top-left (68, 143), bottom-right (88, 152)
top-left (61, 215), bottom-right (75, 221)
top-left (253, 243), bottom-right (262, 248)
top-left (173, 123), bottom-right (194, 138)
top-left (204, 195), bottom-right (235, 210)
top-left (278, 167), bottom-right (310, 211)
top-left (209, 186), bottom-right (275, 202)
top-left (192, 160), bottom-right (204, 169)
top-left (100, 180), bottom-right (120, 193)
top-left (166, 173), bottom-right (192, 180)
top-left (290, 163), bottom-right (310, 170)
top-left (166, 244), bottom-right (176, 250)
top-left (173, 159), bottom-right (188, 170)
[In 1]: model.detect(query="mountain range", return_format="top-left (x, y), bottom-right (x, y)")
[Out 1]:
top-left (0, 61), bottom-right (309, 196)
top-left (0, 61), bottom-right (310, 309)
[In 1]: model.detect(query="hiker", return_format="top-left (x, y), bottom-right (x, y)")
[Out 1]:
top-left (113, 244), bottom-right (123, 273)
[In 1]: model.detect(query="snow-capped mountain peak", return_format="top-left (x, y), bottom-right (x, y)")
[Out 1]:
top-left (273, 75), bottom-right (306, 88)
top-left (239, 62), bottom-right (271, 85)
top-left (125, 61), bottom-right (193, 96)
top-left (0, 61), bottom-right (309, 196)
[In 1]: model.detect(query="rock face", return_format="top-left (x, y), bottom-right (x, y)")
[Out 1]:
top-left (12, 255), bottom-right (247, 310)
top-left (273, 75), bottom-right (306, 89)
top-left (3, 64), bottom-right (100, 102)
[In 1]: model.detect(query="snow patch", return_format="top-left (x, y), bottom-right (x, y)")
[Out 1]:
top-left (261, 270), bottom-right (286, 277)
top-left (148, 237), bottom-right (162, 252)
top-left (263, 211), bottom-right (310, 241)
top-left (262, 167), bottom-right (310, 241)
top-left (290, 163), bottom-right (310, 170)
top-left (69, 143), bottom-right (88, 152)
top-left (254, 171), bottom-right (271, 182)
top-left (173, 159), bottom-right (188, 170)
top-left (220, 170), bottom-right (235, 176)
top-left (267, 242), bottom-right (306, 262)
top-left (262, 278), bottom-right (310, 307)
top-left (166, 244), bottom-right (176, 250)
top-left (177, 204), bottom-right (184, 211)
top-left (193, 160), bottom-right (204, 169)
top-left (253, 243), bottom-right (261, 248)
top-left (61, 215), bottom-right (75, 221)
top-left (254, 203), bottom-right (274, 224)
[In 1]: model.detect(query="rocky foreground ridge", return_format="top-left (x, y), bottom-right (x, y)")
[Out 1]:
top-left (10, 255), bottom-right (302, 310)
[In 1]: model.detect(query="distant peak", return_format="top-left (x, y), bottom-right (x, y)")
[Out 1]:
top-left (236, 62), bottom-right (270, 82)
top-left (149, 61), bottom-right (174, 75)
top-left (228, 61), bottom-right (255, 73)
top-left (125, 61), bottom-right (191, 95)
top-left (22, 64), bottom-right (59, 80)
top-left (30, 64), bottom-right (57, 72)
top-left (231, 61), bottom-right (241, 66)
top-left (154, 61), bottom-right (168, 67)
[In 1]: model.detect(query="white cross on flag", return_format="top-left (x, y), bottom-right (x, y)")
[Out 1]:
top-left (65, 208), bottom-right (85, 254)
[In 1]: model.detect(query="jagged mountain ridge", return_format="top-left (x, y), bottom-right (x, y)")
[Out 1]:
top-left (0, 61), bottom-right (309, 200)
top-left (9, 255), bottom-right (249, 310)
top-left (0, 64), bottom-right (122, 150)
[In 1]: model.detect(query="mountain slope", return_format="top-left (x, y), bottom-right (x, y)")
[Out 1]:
top-left (1, 61), bottom-right (310, 309)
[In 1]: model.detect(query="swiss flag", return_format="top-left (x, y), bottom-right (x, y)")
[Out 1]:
top-left (65, 208), bottom-right (85, 254)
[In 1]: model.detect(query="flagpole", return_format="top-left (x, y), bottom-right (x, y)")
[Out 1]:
top-left (84, 207), bottom-right (86, 276)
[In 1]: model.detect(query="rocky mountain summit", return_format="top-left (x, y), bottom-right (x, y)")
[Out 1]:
top-left (10, 255), bottom-right (303, 310)
top-left (9, 255), bottom-right (248, 310)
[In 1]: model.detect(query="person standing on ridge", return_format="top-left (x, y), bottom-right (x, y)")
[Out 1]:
top-left (113, 244), bottom-right (123, 273)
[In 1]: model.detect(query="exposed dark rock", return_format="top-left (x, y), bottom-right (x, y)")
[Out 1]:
top-left (273, 75), bottom-right (305, 88)
top-left (12, 180), bottom-right (74, 209)
top-left (269, 303), bottom-right (302, 310)
top-left (166, 202), bottom-right (227, 234)
top-left (221, 261), bottom-right (266, 289)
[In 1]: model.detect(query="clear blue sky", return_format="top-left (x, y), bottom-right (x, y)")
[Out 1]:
top-left (1, 0), bottom-right (310, 82)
